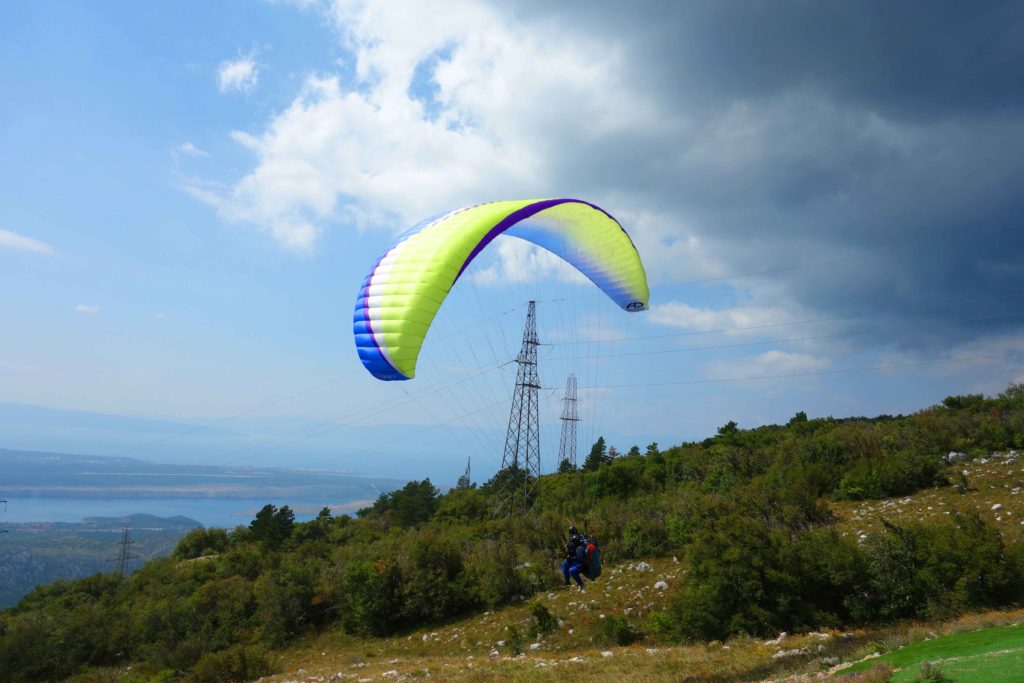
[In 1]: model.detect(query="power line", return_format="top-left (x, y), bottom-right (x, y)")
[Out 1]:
top-left (213, 359), bottom-right (513, 466)
top-left (189, 349), bottom-right (1022, 483)
top-left (105, 302), bottom-right (530, 462)
top-left (95, 255), bottom-right (1022, 470)
top-left (588, 350), bottom-right (1024, 389)
top-left (549, 291), bottom-right (1024, 347)
top-left (108, 371), bottom-right (361, 458)
top-left (536, 248), bottom-right (908, 306)
top-left (547, 310), bottom-right (1024, 361)
top-left (647, 249), bottom-right (906, 291)
top-left (192, 330), bottom-right (1024, 474)
top-left (335, 395), bottom-right (511, 464)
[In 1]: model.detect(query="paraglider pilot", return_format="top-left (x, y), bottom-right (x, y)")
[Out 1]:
top-left (562, 526), bottom-right (587, 590)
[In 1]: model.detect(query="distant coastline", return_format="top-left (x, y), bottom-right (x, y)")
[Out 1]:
top-left (0, 446), bottom-right (403, 501)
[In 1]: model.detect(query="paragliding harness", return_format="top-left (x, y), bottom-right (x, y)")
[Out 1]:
top-left (584, 537), bottom-right (602, 580)
top-left (562, 526), bottom-right (602, 581)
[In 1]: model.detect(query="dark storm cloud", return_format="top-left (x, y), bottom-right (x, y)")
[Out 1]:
top-left (506, 0), bottom-right (1024, 350)
top-left (515, 1), bottom-right (1024, 120)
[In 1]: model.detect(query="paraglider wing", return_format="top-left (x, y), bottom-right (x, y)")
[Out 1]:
top-left (353, 198), bottom-right (649, 381)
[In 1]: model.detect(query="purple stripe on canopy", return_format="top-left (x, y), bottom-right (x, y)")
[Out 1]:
top-left (453, 198), bottom-right (630, 282)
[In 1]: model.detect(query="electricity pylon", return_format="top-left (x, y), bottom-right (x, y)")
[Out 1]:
top-left (498, 301), bottom-right (541, 515)
top-left (558, 374), bottom-right (580, 469)
top-left (110, 527), bottom-right (139, 576)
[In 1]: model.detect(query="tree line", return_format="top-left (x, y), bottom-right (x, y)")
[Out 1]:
top-left (1, 385), bottom-right (1023, 681)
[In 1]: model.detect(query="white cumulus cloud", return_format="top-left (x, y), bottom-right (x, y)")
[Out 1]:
top-left (0, 228), bottom-right (54, 255)
top-left (705, 350), bottom-right (832, 381)
top-left (75, 304), bottom-right (101, 314)
top-left (648, 301), bottom-right (796, 334)
top-left (175, 141), bottom-right (210, 158)
top-left (190, 0), bottom-right (667, 254)
top-left (469, 237), bottom-right (587, 286)
top-left (218, 55), bottom-right (259, 93)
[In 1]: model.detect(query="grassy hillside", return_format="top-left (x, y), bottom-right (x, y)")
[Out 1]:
top-left (2, 385), bottom-right (1023, 682)
top-left (62, 572), bottom-right (1024, 682)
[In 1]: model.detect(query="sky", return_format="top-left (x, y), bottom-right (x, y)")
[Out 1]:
top-left (1, 0), bottom-right (1023, 485)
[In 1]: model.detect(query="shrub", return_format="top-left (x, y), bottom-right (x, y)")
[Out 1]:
top-left (187, 645), bottom-right (275, 683)
top-left (255, 560), bottom-right (318, 645)
top-left (620, 519), bottom-right (665, 558)
top-left (836, 452), bottom-right (946, 500)
top-left (529, 602), bottom-right (557, 637)
top-left (858, 514), bottom-right (1024, 621)
top-left (173, 528), bottom-right (229, 560)
top-left (596, 614), bottom-right (640, 646)
top-left (504, 625), bottom-right (524, 655)
top-left (464, 540), bottom-right (530, 608)
top-left (917, 661), bottom-right (953, 683)
top-left (341, 560), bottom-right (404, 637)
top-left (189, 576), bottom-right (255, 650)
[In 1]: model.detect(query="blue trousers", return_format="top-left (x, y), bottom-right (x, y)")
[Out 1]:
top-left (562, 559), bottom-right (584, 587)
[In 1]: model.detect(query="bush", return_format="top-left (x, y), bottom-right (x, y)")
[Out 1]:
top-left (189, 576), bottom-right (255, 650)
top-left (596, 614), bottom-right (640, 646)
top-left (187, 645), bottom-right (275, 683)
top-left (620, 519), bottom-right (665, 558)
top-left (858, 514), bottom-right (1024, 621)
top-left (341, 560), bottom-right (404, 637)
top-left (836, 452), bottom-right (946, 500)
top-left (464, 540), bottom-right (530, 608)
top-left (255, 560), bottom-right (318, 645)
top-left (402, 532), bottom-right (471, 624)
top-left (917, 661), bottom-right (953, 683)
top-left (529, 602), bottom-right (557, 637)
top-left (174, 528), bottom-right (230, 560)
top-left (504, 625), bottom-right (524, 655)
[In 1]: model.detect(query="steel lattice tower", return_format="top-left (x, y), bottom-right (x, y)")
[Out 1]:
top-left (499, 301), bottom-right (541, 514)
top-left (558, 374), bottom-right (580, 469)
top-left (110, 527), bottom-right (138, 576)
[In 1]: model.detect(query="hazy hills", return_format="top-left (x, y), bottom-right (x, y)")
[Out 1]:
top-left (0, 448), bottom-right (407, 607)
top-left (0, 447), bottom-right (404, 500)
top-left (0, 513), bottom-right (201, 608)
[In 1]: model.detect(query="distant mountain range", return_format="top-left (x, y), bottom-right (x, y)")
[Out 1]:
top-left (0, 401), bottom-right (511, 483)
top-left (0, 447), bottom-right (405, 499)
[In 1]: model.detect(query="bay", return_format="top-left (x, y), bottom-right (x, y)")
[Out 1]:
top-left (0, 496), bottom-right (362, 528)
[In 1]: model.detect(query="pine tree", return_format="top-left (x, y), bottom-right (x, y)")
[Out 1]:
top-left (583, 436), bottom-right (607, 471)
top-left (250, 504), bottom-right (277, 542)
top-left (250, 504), bottom-right (295, 548)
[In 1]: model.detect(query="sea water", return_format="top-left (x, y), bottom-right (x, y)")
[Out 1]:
top-left (0, 497), bottom-right (359, 528)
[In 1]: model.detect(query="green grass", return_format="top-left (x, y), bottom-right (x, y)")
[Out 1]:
top-left (842, 623), bottom-right (1024, 682)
